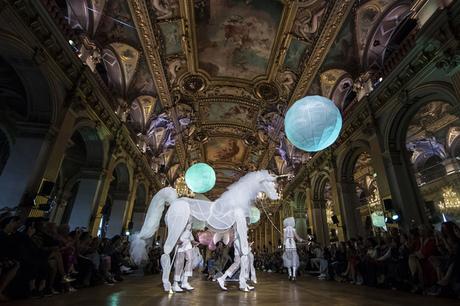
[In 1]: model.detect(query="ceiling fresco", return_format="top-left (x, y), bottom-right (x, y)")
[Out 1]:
top-left (205, 137), bottom-right (248, 164)
top-left (194, 0), bottom-right (284, 79)
top-left (60, 0), bottom-right (412, 196)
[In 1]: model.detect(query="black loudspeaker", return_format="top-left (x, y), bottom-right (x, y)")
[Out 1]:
top-left (331, 215), bottom-right (340, 225)
top-left (38, 180), bottom-right (55, 197)
top-left (383, 199), bottom-right (393, 210)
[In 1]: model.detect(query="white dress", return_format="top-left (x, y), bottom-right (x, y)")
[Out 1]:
top-left (282, 226), bottom-right (300, 268)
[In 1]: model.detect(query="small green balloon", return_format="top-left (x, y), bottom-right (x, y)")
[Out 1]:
top-left (249, 207), bottom-right (261, 224)
top-left (185, 163), bottom-right (216, 193)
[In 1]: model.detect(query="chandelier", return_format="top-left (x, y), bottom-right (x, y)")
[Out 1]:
top-left (175, 176), bottom-right (194, 198)
top-left (438, 186), bottom-right (460, 213)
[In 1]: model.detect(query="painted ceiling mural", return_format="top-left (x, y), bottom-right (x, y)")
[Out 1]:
top-left (59, 0), bottom-right (411, 196)
top-left (194, 0), bottom-right (284, 79)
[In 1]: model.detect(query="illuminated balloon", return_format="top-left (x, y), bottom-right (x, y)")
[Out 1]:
top-left (185, 163), bottom-right (216, 193)
top-left (284, 95), bottom-right (342, 152)
top-left (249, 206), bottom-right (261, 224)
top-left (198, 231), bottom-right (216, 250)
top-left (371, 211), bottom-right (386, 230)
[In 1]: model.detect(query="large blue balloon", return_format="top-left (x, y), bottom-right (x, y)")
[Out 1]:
top-left (185, 163), bottom-right (216, 193)
top-left (284, 95), bottom-right (342, 152)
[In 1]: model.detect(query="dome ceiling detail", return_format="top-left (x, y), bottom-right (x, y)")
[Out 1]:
top-left (62, 0), bottom-right (411, 197)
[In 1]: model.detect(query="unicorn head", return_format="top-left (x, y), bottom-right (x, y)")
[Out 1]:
top-left (258, 170), bottom-right (280, 201)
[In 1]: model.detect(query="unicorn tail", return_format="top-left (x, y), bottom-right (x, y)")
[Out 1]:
top-left (130, 187), bottom-right (177, 265)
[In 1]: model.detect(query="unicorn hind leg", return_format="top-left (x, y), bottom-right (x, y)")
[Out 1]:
top-left (160, 201), bottom-right (191, 292)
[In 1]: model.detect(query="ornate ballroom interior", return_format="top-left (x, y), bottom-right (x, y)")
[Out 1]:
top-left (0, 0), bottom-right (460, 304)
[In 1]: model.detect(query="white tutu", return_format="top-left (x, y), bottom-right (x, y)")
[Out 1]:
top-left (282, 249), bottom-right (300, 268)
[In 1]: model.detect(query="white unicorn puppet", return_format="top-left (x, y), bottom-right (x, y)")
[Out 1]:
top-left (130, 170), bottom-right (280, 292)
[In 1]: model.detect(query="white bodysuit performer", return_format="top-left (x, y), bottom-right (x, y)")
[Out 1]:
top-left (282, 217), bottom-right (303, 280)
top-left (172, 222), bottom-right (196, 292)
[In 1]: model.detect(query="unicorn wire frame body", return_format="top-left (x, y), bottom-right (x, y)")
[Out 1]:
top-left (130, 170), bottom-right (280, 292)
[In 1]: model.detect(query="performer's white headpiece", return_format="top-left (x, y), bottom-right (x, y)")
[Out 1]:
top-left (283, 217), bottom-right (295, 228)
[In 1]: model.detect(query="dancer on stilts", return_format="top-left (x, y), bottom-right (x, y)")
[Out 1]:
top-left (282, 217), bottom-right (304, 281)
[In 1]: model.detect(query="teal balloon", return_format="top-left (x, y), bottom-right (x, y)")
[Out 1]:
top-left (249, 207), bottom-right (261, 224)
top-left (185, 163), bottom-right (216, 193)
top-left (284, 95), bottom-right (342, 152)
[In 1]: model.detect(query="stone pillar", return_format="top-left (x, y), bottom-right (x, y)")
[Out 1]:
top-left (312, 199), bottom-right (329, 246)
top-left (131, 211), bottom-right (146, 233)
top-left (68, 174), bottom-right (103, 230)
top-left (106, 192), bottom-right (129, 238)
top-left (304, 180), bottom-right (314, 236)
top-left (90, 153), bottom-right (118, 236)
top-left (123, 177), bottom-right (139, 231)
top-left (37, 110), bottom-right (78, 188)
top-left (329, 172), bottom-right (345, 241)
top-left (294, 213), bottom-right (308, 240)
top-left (336, 179), bottom-right (361, 239)
top-left (382, 150), bottom-right (427, 228)
top-left (264, 222), bottom-right (269, 251)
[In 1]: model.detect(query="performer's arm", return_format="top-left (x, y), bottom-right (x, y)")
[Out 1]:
top-left (293, 229), bottom-right (304, 242)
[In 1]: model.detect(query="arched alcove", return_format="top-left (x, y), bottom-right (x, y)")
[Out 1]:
top-left (104, 161), bottom-right (132, 238)
top-left (55, 125), bottom-right (105, 228)
top-left (404, 101), bottom-right (460, 223)
top-left (0, 37), bottom-right (56, 208)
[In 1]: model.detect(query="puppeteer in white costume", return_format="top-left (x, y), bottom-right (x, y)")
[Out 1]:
top-left (129, 170), bottom-right (280, 293)
top-left (172, 221), bottom-right (197, 292)
top-left (216, 227), bottom-right (254, 292)
top-left (282, 217), bottom-right (304, 280)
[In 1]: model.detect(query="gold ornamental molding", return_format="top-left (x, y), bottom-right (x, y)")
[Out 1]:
top-left (128, 0), bottom-right (187, 168)
top-left (290, 0), bottom-right (355, 104)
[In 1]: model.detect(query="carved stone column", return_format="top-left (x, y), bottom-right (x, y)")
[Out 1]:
top-left (106, 191), bottom-right (130, 238)
top-left (312, 199), bottom-right (329, 246)
top-left (382, 150), bottom-right (427, 228)
top-left (336, 178), bottom-right (361, 238)
top-left (89, 151), bottom-right (119, 235)
top-left (328, 165), bottom-right (346, 241)
top-left (123, 174), bottom-right (140, 231)
top-left (68, 169), bottom-right (105, 230)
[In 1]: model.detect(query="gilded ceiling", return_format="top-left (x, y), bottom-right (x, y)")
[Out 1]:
top-left (62, 0), bottom-right (412, 198)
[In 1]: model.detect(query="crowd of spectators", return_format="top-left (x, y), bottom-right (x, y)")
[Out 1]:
top-left (253, 222), bottom-right (460, 298)
top-left (0, 208), bottom-right (136, 302)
